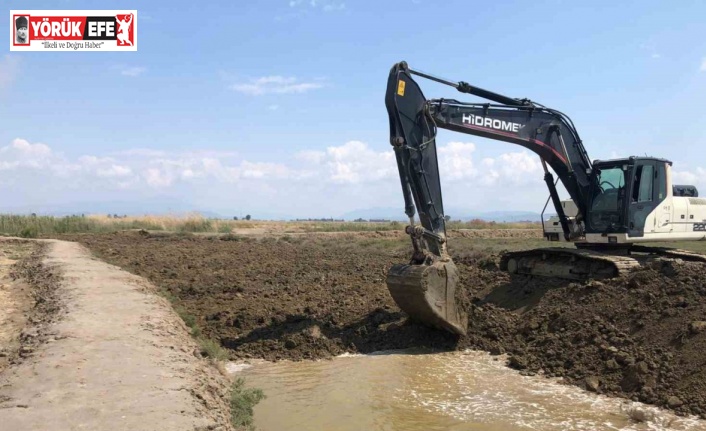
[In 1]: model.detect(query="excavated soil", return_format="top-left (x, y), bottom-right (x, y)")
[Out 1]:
top-left (65, 231), bottom-right (706, 418)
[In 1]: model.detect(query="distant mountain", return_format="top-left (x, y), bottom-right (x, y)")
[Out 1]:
top-left (340, 207), bottom-right (542, 222)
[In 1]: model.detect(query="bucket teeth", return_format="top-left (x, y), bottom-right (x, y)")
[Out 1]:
top-left (386, 261), bottom-right (467, 335)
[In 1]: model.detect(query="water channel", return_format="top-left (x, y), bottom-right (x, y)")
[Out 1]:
top-left (229, 350), bottom-right (704, 431)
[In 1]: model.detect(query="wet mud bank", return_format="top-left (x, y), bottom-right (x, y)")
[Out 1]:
top-left (67, 231), bottom-right (706, 418)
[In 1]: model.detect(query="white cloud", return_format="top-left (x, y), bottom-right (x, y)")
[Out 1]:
top-left (438, 141), bottom-right (476, 180)
top-left (0, 139), bottom-right (54, 171)
top-left (673, 167), bottom-right (706, 186)
top-left (230, 76), bottom-right (325, 95)
top-left (321, 141), bottom-right (395, 184)
top-left (240, 161), bottom-right (290, 179)
top-left (651, 53), bottom-right (661, 59)
top-left (495, 151), bottom-right (542, 181)
top-left (121, 66), bottom-right (146, 77)
top-left (701, 58), bottom-right (706, 72)
top-left (0, 55), bottom-right (20, 91)
top-left (145, 168), bottom-right (173, 188)
top-left (97, 165), bottom-right (132, 178)
top-left (608, 150), bottom-right (624, 159)
top-left (268, 104), bottom-right (280, 110)
top-left (296, 150), bottom-right (326, 164)
top-left (289, 0), bottom-right (345, 10)
top-left (112, 148), bottom-right (167, 157)
top-left (7, 138), bottom-right (52, 158)
top-left (79, 155), bottom-right (115, 165)
top-left (306, 142), bottom-right (532, 187)
top-left (0, 138), bottom-right (572, 216)
top-left (323, 3), bottom-right (345, 11)
top-left (137, 153), bottom-right (293, 186)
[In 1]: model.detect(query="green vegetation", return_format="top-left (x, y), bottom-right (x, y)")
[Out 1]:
top-left (158, 288), bottom-right (263, 430)
top-left (176, 308), bottom-right (202, 337)
top-left (199, 338), bottom-right (229, 361)
top-left (230, 378), bottom-right (266, 431)
top-left (19, 226), bottom-right (38, 238)
top-left (169, 300), bottom-right (231, 360)
top-left (0, 214), bottom-right (545, 237)
top-left (177, 218), bottom-right (213, 233)
top-left (446, 219), bottom-right (540, 230)
top-left (293, 221), bottom-right (403, 232)
top-left (218, 223), bottom-right (233, 233)
top-left (0, 214), bottom-right (259, 236)
top-left (0, 214), bottom-right (161, 236)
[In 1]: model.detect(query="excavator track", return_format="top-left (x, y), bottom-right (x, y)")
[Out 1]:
top-left (629, 246), bottom-right (706, 263)
top-left (386, 246), bottom-right (706, 336)
top-left (499, 247), bottom-right (641, 281)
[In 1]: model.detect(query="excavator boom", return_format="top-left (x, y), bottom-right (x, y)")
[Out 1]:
top-left (385, 61), bottom-right (595, 335)
top-left (385, 62), bottom-right (468, 334)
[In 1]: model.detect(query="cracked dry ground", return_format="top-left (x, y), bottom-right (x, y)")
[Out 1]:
top-left (66, 230), bottom-right (706, 418)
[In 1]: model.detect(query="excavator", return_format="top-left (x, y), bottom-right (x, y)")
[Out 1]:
top-left (385, 61), bottom-right (706, 336)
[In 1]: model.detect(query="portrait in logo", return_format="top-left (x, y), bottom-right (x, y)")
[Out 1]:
top-left (14, 15), bottom-right (29, 45)
top-left (115, 13), bottom-right (134, 46)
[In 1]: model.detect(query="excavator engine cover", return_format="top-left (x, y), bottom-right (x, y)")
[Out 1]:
top-left (386, 261), bottom-right (467, 335)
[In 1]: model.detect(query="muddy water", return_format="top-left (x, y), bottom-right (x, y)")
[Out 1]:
top-left (229, 350), bottom-right (705, 431)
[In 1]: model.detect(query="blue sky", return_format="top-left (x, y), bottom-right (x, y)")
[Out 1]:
top-left (2, 0), bottom-right (705, 218)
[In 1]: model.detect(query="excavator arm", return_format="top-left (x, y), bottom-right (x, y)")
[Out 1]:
top-left (385, 61), bottom-right (594, 335)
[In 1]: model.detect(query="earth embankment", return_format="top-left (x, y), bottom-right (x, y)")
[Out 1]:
top-left (0, 239), bottom-right (234, 431)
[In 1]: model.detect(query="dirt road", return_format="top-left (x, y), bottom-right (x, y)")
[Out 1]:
top-left (0, 239), bottom-right (233, 431)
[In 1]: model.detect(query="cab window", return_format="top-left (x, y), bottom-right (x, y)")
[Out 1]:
top-left (655, 164), bottom-right (667, 200)
top-left (632, 165), bottom-right (654, 203)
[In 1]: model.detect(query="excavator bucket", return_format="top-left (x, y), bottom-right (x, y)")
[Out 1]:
top-left (386, 261), bottom-right (467, 335)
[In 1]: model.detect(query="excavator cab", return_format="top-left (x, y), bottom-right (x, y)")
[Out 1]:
top-left (586, 158), bottom-right (671, 240)
top-left (587, 162), bottom-right (629, 233)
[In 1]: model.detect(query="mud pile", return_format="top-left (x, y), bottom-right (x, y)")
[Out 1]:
top-left (456, 254), bottom-right (706, 417)
top-left (67, 232), bottom-right (706, 417)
